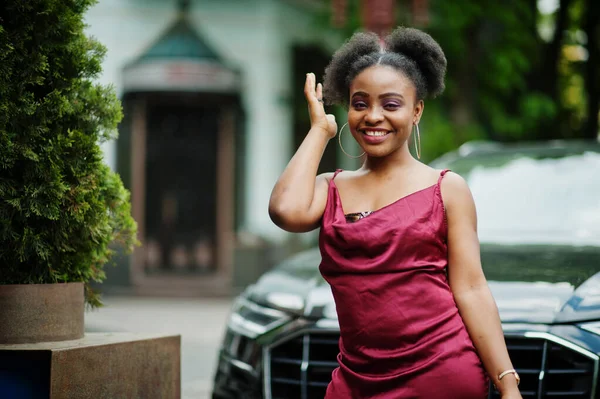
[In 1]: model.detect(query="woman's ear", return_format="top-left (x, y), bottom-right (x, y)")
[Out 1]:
top-left (414, 100), bottom-right (424, 124)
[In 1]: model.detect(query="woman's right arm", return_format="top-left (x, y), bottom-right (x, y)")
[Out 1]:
top-left (268, 73), bottom-right (337, 232)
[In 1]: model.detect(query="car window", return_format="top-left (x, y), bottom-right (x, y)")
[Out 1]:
top-left (446, 150), bottom-right (600, 246)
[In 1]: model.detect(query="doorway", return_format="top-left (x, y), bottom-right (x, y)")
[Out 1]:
top-left (144, 103), bottom-right (218, 275)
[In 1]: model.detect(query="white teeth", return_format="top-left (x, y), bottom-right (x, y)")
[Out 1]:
top-left (364, 131), bottom-right (387, 137)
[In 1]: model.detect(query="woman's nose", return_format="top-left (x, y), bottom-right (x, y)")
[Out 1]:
top-left (364, 106), bottom-right (384, 124)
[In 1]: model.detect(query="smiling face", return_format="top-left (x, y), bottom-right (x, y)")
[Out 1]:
top-left (348, 65), bottom-right (423, 158)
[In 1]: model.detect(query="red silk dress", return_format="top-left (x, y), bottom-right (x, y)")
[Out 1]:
top-left (319, 169), bottom-right (488, 399)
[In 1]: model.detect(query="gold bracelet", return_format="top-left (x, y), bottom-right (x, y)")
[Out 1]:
top-left (498, 369), bottom-right (520, 386)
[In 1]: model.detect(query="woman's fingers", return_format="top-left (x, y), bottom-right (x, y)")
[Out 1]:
top-left (304, 73), bottom-right (312, 98)
top-left (303, 73), bottom-right (335, 137)
top-left (305, 73), bottom-right (325, 120)
top-left (316, 83), bottom-right (323, 102)
top-left (304, 73), bottom-right (317, 101)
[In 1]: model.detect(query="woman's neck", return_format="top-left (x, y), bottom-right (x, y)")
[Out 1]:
top-left (361, 143), bottom-right (418, 175)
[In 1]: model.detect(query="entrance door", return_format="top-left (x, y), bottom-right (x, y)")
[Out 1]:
top-left (144, 103), bottom-right (218, 275)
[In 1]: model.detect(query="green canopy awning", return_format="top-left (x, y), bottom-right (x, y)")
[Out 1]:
top-left (122, 3), bottom-right (240, 94)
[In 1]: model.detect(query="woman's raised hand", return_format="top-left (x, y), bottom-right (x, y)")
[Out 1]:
top-left (304, 73), bottom-right (337, 139)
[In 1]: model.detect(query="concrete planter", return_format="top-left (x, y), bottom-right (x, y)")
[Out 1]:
top-left (0, 282), bottom-right (84, 344)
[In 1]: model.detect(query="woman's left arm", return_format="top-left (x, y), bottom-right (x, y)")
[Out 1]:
top-left (441, 172), bottom-right (522, 399)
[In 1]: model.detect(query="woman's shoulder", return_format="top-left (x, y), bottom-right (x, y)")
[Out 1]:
top-left (437, 169), bottom-right (475, 212)
top-left (317, 170), bottom-right (340, 185)
top-left (414, 163), bottom-right (465, 186)
top-left (320, 168), bottom-right (364, 182)
top-left (409, 163), bottom-right (450, 185)
top-left (437, 169), bottom-right (469, 190)
top-left (409, 163), bottom-right (472, 206)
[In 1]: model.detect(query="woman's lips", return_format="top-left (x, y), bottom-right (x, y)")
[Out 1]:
top-left (360, 129), bottom-right (392, 145)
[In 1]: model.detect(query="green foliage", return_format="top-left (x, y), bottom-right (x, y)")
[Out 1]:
top-left (428, 0), bottom-right (557, 142)
top-left (419, 101), bottom-right (486, 163)
top-left (322, 0), bottom-right (594, 157)
top-left (0, 0), bottom-right (137, 307)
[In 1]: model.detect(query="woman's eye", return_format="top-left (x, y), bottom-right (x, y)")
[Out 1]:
top-left (352, 102), bottom-right (367, 109)
top-left (383, 102), bottom-right (401, 110)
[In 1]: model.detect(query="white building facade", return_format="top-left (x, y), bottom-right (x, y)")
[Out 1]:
top-left (85, 0), bottom-right (361, 295)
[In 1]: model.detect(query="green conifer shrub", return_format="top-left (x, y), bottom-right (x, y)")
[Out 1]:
top-left (0, 0), bottom-right (137, 307)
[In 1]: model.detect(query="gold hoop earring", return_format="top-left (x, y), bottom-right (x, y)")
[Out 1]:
top-left (413, 123), bottom-right (421, 160)
top-left (338, 122), bottom-right (365, 159)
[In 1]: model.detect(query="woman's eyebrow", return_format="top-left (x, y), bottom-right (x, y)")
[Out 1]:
top-left (351, 91), bottom-right (369, 98)
top-left (379, 92), bottom-right (403, 99)
top-left (350, 91), bottom-right (404, 99)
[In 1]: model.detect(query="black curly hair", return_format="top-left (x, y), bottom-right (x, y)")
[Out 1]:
top-left (322, 27), bottom-right (447, 106)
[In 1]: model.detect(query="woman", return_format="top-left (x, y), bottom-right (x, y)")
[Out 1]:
top-left (269, 27), bottom-right (522, 399)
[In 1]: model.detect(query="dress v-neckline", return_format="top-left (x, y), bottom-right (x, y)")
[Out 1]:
top-left (330, 179), bottom-right (438, 224)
